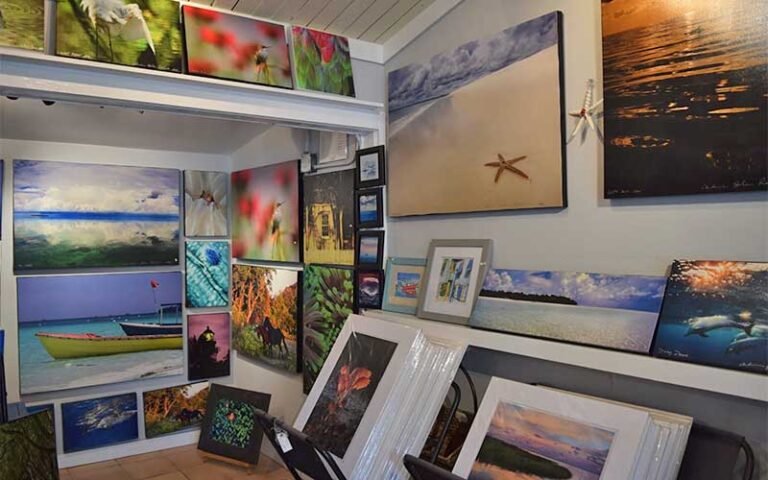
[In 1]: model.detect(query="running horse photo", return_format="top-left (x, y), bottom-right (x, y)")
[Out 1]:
top-left (255, 315), bottom-right (289, 359)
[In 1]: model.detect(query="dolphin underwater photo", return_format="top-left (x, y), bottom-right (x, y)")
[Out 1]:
top-left (653, 260), bottom-right (768, 374)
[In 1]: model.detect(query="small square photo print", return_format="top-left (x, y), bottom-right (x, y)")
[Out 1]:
top-left (355, 146), bottom-right (386, 189)
top-left (357, 270), bottom-right (384, 309)
top-left (356, 231), bottom-right (384, 269)
top-left (356, 188), bottom-right (383, 229)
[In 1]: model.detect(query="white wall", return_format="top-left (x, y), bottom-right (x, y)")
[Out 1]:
top-left (385, 0), bottom-right (767, 274)
top-left (385, 0), bottom-right (768, 475)
top-left (0, 138), bottom-right (232, 466)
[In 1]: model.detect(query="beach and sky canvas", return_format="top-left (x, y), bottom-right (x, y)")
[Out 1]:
top-left (232, 265), bottom-right (300, 373)
top-left (144, 382), bottom-right (210, 439)
top-left (183, 5), bottom-right (292, 88)
top-left (188, 313), bottom-right (231, 381)
top-left (14, 160), bottom-right (180, 271)
top-left (652, 260), bottom-right (768, 374)
top-left (0, 0), bottom-right (43, 50)
top-left (232, 161), bottom-right (300, 262)
top-left (56, 0), bottom-right (182, 71)
top-left (62, 393), bottom-right (139, 453)
top-left (303, 265), bottom-right (355, 393)
top-left (602, 0), bottom-right (768, 197)
top-left (185, 170), bottom-right (228, 237)
top-left (387, 12), bottom-right (565, 216)
top-left (186, 241), bottom-right (230, 308)
top-left (303, 169), bottom-right (355, 265)
top-left (469, 401), bottom-right (615, 480)
top-left (0, 410), bottom-right (57, 480)
top-left (18, 272), bottom-right (183, 394)
top-left (291, 27), bottom-right (355, 97)
top-left (470, 269), bottom-right (666, 353)
top-left (198, 384), bottom-right (271, 464)
top-left (302, 333), bottom-right (397, 458)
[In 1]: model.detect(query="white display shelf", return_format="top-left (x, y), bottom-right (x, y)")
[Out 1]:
top-left (362, 310), bottom-right (768, 403)
top-left (0, 48), bottom-right (385, 136)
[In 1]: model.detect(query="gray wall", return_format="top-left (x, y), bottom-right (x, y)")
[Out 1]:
top-left (385, 0), bottom-right (768, 478)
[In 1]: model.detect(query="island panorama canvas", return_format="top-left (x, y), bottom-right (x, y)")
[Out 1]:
top-left (471, 269), bottom-right (666, 353)
top-left (387, 12), bottom-right (566, 216)
top-left (14, 160), bottom-right (180, 271)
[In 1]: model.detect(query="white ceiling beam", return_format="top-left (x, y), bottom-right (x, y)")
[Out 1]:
top-left (348, 38), bottom-right (384, 64)
top-left (382, 0), bottom-right (462, 63)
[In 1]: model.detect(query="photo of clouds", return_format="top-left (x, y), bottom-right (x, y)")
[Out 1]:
top-left (471, 269), bottom-right (666, 353)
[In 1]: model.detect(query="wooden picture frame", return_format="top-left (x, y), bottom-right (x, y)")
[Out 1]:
top-left (355, 145), bottom-right (386, 189)
top-left (355, 230), bottom-right (385, 269)
top-left (355, 188), bottom-right (384, 229)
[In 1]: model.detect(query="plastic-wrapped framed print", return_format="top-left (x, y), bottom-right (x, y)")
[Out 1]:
top-left (355, 188), bottom-right (383, 229)
top-left (453, 377), bottom-right (651, 480)
top-left (198, 383), bottom-right (271, 464)
top-left (355, 145), bottom-right (386, 189)
top-left (417, 239), bottom-right (492, 325)
top-left (294, 314), bottom-right (420, 476)
top-left (356, 270), bottom-right (384, 310)
top-left (382, 258), bottom-right (426, 315)
top-left (355, 230), bottom-right (384, 269)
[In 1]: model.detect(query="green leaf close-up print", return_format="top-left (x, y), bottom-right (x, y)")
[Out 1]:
top-left (302, 265), bottom-right (355, 393)
top-left (291, 26), bottom-right (355, 97)
top-left (210, 399), bottom-right (255, 449)
top-left (56, 0), bottom-right (182, 72)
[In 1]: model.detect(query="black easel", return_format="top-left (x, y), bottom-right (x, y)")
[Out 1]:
top-left (254, 409), bottom-right (347, 480)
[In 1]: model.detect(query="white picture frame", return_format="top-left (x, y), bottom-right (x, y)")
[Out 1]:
top-left (417, 239), bottom-right (493, 324)
top-left (453, 377), bottom-right (651, 480)
top-left (293, 314), bottom-right (420, 476)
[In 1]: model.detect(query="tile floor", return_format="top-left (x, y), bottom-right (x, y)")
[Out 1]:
top-left (59, 444), bottom-right (293, 480)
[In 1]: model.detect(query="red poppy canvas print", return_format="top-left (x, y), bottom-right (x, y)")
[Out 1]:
top-left (183, 5), bottom-right (292, 88)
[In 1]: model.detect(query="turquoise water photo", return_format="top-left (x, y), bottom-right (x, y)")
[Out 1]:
top-left (14, 160), bottom-right (180, 271)
top-left (18, 272), bottom-right (184, 394)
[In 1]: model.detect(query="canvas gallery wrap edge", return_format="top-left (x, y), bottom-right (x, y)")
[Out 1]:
top-left (387, 11), bottom-right (566, 216)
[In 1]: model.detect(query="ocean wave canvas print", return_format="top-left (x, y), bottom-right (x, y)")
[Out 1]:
top-left (232, 161), bottom-right (300, 262)
top-left (470, 269), bottom-right (666, 353)
top-left (0, 0), bottom-right (44, 51)
top-left (387, 12), bottom-right (566, 216)
top-left (652, 260), bottom-right (767, 374)
top-left (62, 393), bottom-right (139, 453)
top-left (14, 160), bottom-right (180, 271)
top-left (18, 272), bottom-right (183, 394)
top-left (602, 0), bottom-right (767, 197)
top-left (186, 241), bottom-right (230, 308)
top-left (185, 170), bottom-right (228, 237)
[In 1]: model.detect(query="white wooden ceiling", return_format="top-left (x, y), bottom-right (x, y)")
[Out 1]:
top-left (187, 0), bottom-right (439, 44)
